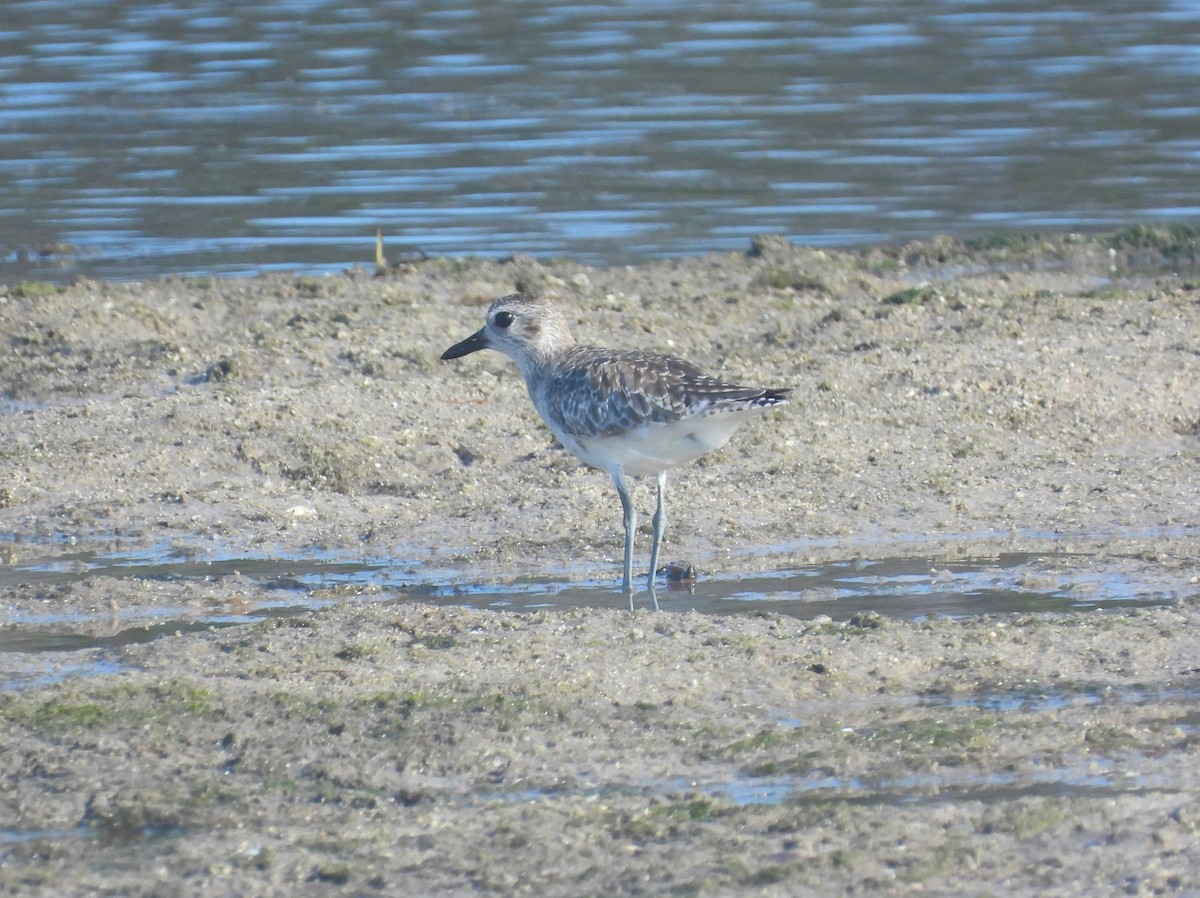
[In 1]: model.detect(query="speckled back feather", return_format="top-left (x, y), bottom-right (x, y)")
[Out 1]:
top-left (545, 345), bottom-right (791, 440)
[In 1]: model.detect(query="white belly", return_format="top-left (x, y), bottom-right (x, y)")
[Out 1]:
top-left (554, 412), bottom-right (753, 476)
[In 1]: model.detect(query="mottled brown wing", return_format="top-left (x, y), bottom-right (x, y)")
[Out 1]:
top-left (547, 346), bottom-right (783, 439)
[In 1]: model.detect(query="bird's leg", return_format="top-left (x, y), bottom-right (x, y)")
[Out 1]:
top-left (646, 471), bottom-right (667, 610)
top-left (610, 469), bottom-right (637, 604)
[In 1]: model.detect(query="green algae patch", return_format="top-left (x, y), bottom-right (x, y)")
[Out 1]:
top-left (1, 680), bottom-right (215, 735)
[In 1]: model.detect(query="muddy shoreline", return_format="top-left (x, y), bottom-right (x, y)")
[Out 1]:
top-left (2, 232), bottom-right (1199, 895)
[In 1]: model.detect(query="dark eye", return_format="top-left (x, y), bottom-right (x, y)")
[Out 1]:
top-left (494, 310), bottom-right (514, 329)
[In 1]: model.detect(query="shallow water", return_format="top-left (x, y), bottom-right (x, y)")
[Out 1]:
top-left (4, 0), bottom-right (1200, 281)
top-left (0, 537), bottom-right (1186, 664)
top-left (0, 771), bottom-right (1172, 854)
top-left (669, 764), bottom-right (1188, 809)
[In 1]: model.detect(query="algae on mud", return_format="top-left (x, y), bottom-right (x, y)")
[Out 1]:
top-left (2, 601), bottom-right (1199, 896)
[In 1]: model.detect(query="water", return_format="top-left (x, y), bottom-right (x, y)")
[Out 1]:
top-left (0, 538), bottom-right (1186, 658)
top-left (3, 0), bottom-right (1200, 282)
top-left (0, 531), bottom-right (1191, 703)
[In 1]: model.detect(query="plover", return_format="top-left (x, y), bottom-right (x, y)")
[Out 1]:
top-left (441, 292), bottom-right (790, 607)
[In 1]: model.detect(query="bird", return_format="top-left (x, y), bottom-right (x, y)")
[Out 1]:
top-left (441, 292), bottom-right (790, 608)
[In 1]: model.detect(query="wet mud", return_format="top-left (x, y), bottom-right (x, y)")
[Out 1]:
top-left (1, 232), bottom-right (1199, 895)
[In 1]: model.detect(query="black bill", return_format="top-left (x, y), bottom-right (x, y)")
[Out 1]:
top-left (441, 328), bottom-right (489, 360)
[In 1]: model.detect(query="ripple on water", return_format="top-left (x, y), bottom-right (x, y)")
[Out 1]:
top-left (5, 3), bottom-right (1200, 279)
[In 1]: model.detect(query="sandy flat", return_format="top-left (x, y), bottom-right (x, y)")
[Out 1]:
top-left (1, 233), bottom-right (1198, 895)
